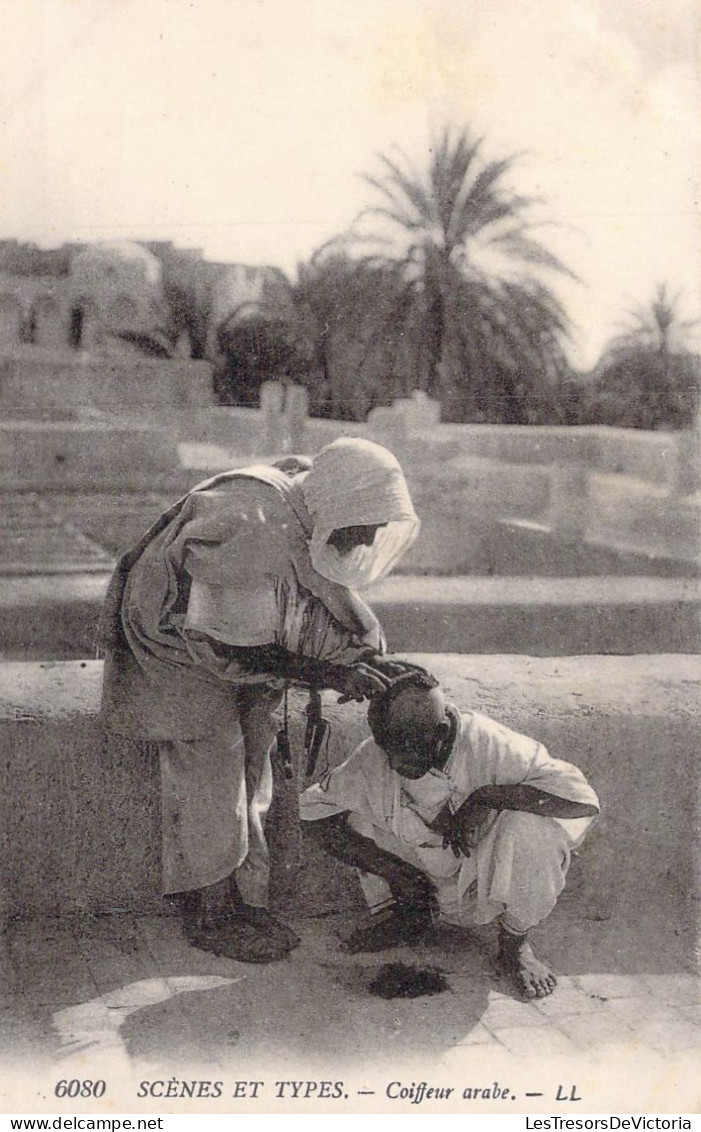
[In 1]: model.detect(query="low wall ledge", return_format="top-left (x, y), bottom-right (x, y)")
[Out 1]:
top-left (1, 655), bottom-right (699, 724)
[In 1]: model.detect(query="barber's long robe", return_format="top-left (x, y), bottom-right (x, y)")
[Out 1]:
top-left (98, 465), bottom-right (383, 899)
top-left (300, 710), bottom-right (599, 930)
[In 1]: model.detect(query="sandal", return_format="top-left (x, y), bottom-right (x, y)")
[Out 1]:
top-left (343, 903), bottom-right (434, 954)
top-left (186, 917), bottom-right (292, 964)
top-left (233, 904), bottom-right (301, 951)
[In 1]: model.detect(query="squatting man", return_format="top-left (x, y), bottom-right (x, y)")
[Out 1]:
top-left (301, 671), bottom-right (599, 999)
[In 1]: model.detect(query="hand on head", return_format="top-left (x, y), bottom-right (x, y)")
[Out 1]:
top-left (335, 658), bottom-right (435, 704)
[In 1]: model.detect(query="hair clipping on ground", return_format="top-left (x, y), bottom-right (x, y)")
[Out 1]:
top-left (368, 962), bottom-right (449, 999)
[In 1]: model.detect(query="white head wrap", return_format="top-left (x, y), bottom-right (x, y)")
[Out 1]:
top-left (301, 438), bottom-right (420, 588)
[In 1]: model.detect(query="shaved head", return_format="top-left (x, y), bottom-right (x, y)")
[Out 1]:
top-left (383, 684), bottom-right (447, 740)
top-left (368, 675), bottom-right (451, 779)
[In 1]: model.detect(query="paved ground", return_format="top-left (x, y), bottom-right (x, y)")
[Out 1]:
top-left (1, 909), bottom-right (698, 1111)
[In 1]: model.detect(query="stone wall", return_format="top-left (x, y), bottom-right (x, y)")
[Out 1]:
top-left (0, 349), bottom-right (213, 418)
top-left (0, 353), bottom-right (696, 570)
top-left (0, 273), bottom-right (72, 350)
top-left (159, 405), bottom-right (700, 570)
top-left (0, 421), bottom-right (183, 491)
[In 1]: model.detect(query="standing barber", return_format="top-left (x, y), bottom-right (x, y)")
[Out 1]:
top-left (98, 438), bottom-right (420, 963)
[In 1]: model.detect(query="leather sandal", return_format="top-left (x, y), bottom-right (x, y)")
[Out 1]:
top-left (343, 902), bottom-right (434, 954)
top-left (186, 917), bottom-right (292, 963)
top-left (233, 904), bottom-right (301, 951)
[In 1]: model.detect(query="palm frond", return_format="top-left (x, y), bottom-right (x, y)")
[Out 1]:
top-left (453, 196), bottom-right (531, 241)
top-left (464, 157), bottom-right (514, 203)
top-left (430, 129), bottom-right (483, 241)
top-left (291, 124), bottom-right (579, 422)
top-left (492, 233), bottom-right (578, 279)
top-left (354, 205), bottom-right (426, 231)
top-left (368, 152), bottom-right (432, 220)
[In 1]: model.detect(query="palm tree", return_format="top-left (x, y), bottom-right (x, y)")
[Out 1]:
top-left (325, 127), bottom-right (575, 422)
top-left (603, 283), bottom-right (697, 359)
top-left (592, 284), bottom-right (700, 429)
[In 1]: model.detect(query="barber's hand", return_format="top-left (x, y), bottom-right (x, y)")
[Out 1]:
top-left (334, 661), bottom-right (393, 703)
top-left (366, 656), bottom-right (435, 682)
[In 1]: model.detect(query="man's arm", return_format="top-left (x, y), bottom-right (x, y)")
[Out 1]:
top-left (244, 645), bottom-right (431, 695)
top-left (467, 784), bottom-right (599, 820)
top-left (185, 634), bottom-right (428, 700)
top-left (436, 786), bottom-right (598, 857)
top-left (304, 812), bottom-right (436, 907)
top-left (227, 643), bottom-right (387, 696)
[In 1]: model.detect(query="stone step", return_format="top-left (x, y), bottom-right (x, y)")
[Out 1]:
top-left (0, 420), bottom-right (185, 491)
top-left (486, 519), bottom-right (699, 578)
top-left (0, 495), bottom-right (115, 575)
top-left (369, 575), bottom-right (700, 655)
top-left (43, 492), bottom-right (179, 556)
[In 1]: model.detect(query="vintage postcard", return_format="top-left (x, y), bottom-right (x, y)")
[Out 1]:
top-left (0, 0), bottom-right (698, 1118)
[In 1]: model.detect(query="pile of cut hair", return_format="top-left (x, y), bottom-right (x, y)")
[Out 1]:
top-left (368, 962), bottom-right (449, 999)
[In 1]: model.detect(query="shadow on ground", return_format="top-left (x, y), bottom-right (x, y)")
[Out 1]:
top-left (121, 918), bottom-right (496, 1071)
top-left (1, 897), bottom-right (698, 1081)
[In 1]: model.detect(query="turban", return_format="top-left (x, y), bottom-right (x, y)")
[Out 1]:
top-left (302, 438), bottom-right (420, 588)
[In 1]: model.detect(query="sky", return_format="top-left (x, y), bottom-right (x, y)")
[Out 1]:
top-left (0, 0), bottom-right (698, 368)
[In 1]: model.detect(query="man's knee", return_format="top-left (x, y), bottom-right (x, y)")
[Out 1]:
top-left (495, 810), bottom-right (570, 862)
top-left (498, 810), bottom-right (547, 837)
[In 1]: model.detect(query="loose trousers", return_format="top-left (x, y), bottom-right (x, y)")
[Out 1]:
top-left (158, 687), bottom-right (282, 906)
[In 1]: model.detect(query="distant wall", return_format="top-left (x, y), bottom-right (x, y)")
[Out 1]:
top-left (425, 424), bottom-right (680, 489)
top-left (127, 406), bottom-right (699, 570)
top-left (303, 416), bottom-right (691, 493)
top-left (0, 355), bottom-right (696, 568)
top-left (0, 349), bottom-right (213, 417)
top-left (305, 419), bottom-right (698, 569)
top-left (399, 459), bottom-right (551, 574)
top-left (267, 414), bottom-right (693, 506)
top-left (0, 421), bottom-right (183, 491)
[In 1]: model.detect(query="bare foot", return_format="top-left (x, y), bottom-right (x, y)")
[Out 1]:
top-left (497, 929), bottom-right (557, 999)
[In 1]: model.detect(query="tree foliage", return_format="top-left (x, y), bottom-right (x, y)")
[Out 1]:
top-left (319, 127), bottom-right (575, 422)
top-left (588, 285), bottom-right (700, 430)
top-left (288, 252), bottom-right (413, 419)
top-left (215, 316), bottom-right (301, 406)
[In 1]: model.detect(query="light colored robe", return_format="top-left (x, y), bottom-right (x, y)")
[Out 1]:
top-left (98, 465), bottom-right (383, 740)
top-left (300, 709), bottom-right (599, 931)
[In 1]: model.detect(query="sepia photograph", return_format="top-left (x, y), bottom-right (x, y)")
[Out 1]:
top-left (0, 0), bottom-right (699, 1117)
